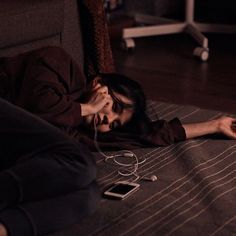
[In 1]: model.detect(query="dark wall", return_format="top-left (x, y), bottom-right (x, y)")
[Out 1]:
top-left (124, 0), bottom-right (236, 23)
top-left (196, 0), bottom-right (236, 23)
top-left (124, 0), bottom-right (184, 18)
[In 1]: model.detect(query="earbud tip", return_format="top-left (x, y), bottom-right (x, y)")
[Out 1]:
top-left (150, 175), bottom-right (158, 181)
top-left (141, 175), bottom-right (158, 182)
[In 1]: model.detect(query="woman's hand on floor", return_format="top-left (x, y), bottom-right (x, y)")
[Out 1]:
top-left (215, 116), bottom-right (236, 139)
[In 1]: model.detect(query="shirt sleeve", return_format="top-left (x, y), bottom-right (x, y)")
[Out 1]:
top-left (16, 48), bottom-right (85, 127)
top-left (143, 118), bottom-right (186, 146)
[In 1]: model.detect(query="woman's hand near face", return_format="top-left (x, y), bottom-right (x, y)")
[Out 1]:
top-left (80, 85), bottom-right (111, 117)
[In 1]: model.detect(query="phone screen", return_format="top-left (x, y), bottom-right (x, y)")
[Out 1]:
top-left (104, 181), bottom-right (140, 199)
top-left (110, 183), bottom-right (136, 194)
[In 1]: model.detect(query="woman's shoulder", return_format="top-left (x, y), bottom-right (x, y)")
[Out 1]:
top-left (29, 46), bottom-right (82, 79)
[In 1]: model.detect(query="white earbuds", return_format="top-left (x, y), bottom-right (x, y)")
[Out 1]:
top-left (122, 152), bottom-right (135, 158)
top-left (109, 152), bottom-right (134, 158)
top-left (141, 175), bottom-right (158, 182)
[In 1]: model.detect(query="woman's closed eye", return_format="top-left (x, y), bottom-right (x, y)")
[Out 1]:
top-left (112, 101), bottom-right (123, 114)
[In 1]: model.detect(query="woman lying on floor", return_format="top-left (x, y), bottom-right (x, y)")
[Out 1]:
top-left (1, 46), bottom-right (236, 149)
top-left (0, 46), bottom-right (236, 236)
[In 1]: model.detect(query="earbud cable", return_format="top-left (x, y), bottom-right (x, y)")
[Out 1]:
top-left (93, 114), bottom-right (144, 181)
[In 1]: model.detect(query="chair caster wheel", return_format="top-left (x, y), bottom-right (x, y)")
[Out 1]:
top-left (193, 47), bottom-right (209, 62)
top-left (121, 38), bottom-right (135, 52)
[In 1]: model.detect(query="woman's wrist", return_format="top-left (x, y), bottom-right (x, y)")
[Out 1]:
top-left (183, 119), bottom-right (220, 139)
top-left (80, 103), bottom-right (93, 117)
top-left (208, 119), bottom-right (220, 134)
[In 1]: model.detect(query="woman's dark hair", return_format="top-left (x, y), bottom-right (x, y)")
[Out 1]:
top-left (98, 73), bottom-right (151, 134)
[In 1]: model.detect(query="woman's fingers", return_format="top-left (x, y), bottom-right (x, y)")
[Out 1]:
top-left (82, 93), bottom-right (111, 116)
top-left (91, 83), bottom-right (101, 91)
top-left (89, 92), bottom-right (111, 114)
top-left (88, 81), bottom-right (107, 93)
top-left (229, 119), bottom-right (236, 138)
top-left (82, 83), bottom-right (112, 115)
top-left (219, 116), bottom-right (236, 139)
top-left (96, 92), bottom-right (109, 103)
top-left (95, 85), bottom-right (108, 94)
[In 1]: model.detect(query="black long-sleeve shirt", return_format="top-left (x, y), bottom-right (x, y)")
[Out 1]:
top-left (1, 46), bottom-right (86, 127)
top-left (0, 46), bottom-right (186, 150)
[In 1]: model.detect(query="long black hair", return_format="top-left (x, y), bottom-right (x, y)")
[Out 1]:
top-left (98, 73), bottom-right (151, 134)
top-left (77, 73), bottom-right (154, 150)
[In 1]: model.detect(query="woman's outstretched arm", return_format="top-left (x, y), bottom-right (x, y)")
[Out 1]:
top-left (183, 116), bottom-right (236, 139)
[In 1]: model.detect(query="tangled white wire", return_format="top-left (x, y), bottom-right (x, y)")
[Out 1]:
top-left (93, 114), bottom-right (146, 181)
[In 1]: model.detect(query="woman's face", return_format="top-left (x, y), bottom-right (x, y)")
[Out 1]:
top-left (83, 91), bottom-right (134, 133)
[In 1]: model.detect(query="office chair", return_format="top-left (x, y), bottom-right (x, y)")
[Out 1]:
top-left (122, 0), bottom-right (236, 61)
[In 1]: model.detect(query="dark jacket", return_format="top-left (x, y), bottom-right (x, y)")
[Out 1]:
top-left (0, 46), bottom-right (86, 127)
top-left (0, 46), bottom-right (186, 150)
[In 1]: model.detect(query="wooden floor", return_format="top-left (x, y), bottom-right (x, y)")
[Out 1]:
top-left (111, 33), bottom-right (236, 114)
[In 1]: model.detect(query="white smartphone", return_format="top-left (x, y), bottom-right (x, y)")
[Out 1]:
top-left (103, 181), bottom-right (140, 200)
